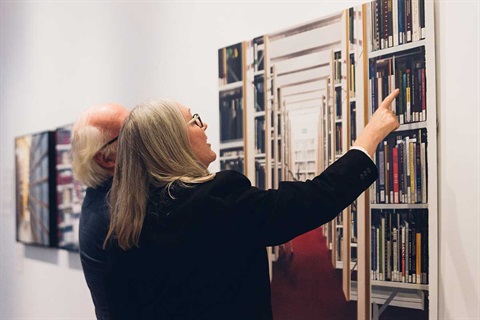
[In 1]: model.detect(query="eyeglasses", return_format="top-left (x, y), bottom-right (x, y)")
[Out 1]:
top-left (188, 113), bottom-right (204, 128)
top-left (99, 136), bottom-right (118, 152)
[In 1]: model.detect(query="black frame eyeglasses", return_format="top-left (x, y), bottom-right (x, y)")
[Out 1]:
top-left (189, 113), bottom-right (204, 128)
top-left (99, 136), bottom-right (119, 152)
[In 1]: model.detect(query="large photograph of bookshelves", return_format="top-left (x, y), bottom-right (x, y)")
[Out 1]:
top-left (218, 42), bottom-right (246, 174)
top-left (56, 124), bottom-right (87, 251)
top-left (218, 9), bottom-right (346, 299)
top-left (15, 131), bottom-right (57, 248)
top-left (365, 0), bottom-right (437, 318)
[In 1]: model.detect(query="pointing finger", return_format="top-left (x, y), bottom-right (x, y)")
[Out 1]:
top-left (380, 88), bottom-right (400, 109)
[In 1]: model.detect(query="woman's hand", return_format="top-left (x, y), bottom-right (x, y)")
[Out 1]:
top-left (353, 88), bottom-right (400, 157)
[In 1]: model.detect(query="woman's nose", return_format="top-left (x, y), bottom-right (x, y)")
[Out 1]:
top-left (203, 122), bottom-right (208, 130)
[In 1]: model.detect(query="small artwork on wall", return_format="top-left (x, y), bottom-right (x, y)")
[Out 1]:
top-left (15, 131), bottom-right (57, 247)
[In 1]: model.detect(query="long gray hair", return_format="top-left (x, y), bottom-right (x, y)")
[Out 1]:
top-left (105, 98), bottom-right (215, 250)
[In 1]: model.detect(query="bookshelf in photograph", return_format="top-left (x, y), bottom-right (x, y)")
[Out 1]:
top-left (321, 84), bottom-right (334, 251)
top-left (330, 33), bottom-right (350, 271)
top-left (252, 36), bottom-right (268, 190)
top-left (293, 137), bottom-right (316, 181)
top-left (218, 41), bottom-right (246, 175)
top-left (15, 131), bottom-right (57, 247)
top-left (341, 5), bottom-right (370, 304)
top-left (365, 0), bottom-right (437, 319)
top-left (55, 125), bottom-right (87, 251)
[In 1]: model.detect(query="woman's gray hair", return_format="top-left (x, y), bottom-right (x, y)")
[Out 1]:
top-left (106, 98), bottom-right (215, 250)
top-left (71, 110), bottom-right (117, 188)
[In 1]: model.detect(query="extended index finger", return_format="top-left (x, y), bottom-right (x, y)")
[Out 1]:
top-left (380, 88), bottom-right (400, 109)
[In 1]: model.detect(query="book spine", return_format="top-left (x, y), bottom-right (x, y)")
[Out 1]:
top-left (392, 0), bottom-right (399, 46)
top-left (409, 138), bottom-right (416, 203)
top-left (372, 226), bottom-right (376, 280)
top-left (421, 142), bottom-right (427, 203)
top-left (374, 0), bottom-right (381, 51)
top-left (377, 225), bottom-right (380, 280)
top-left (408, 222), bottom-right (416, 283)
top-left (398, 0), bottom-right (405, 44)
top-left (405, 0), bottom-right (412, 42)
top-left (397, 140), bottom-right (405, 203)
top-left (421, 67), bottom-right (426, 121)
top-left (416, 139), bottom-right (422, 203)
top-left (423, 226), bottom-right (428, 284)
top-left (416, 232), bottom-right (422, 283)
top-left (405, 69), bottom-right (411, 123)
top-left (387, 0), bottom-right (393, 47)
top-left (379, 142), bottom-right (386, 203)
top-left (384, 141), bottom-right (390, 204)
top-left (393, 147), bottom-right (399, 203)
top-left (389, 60), bottom-right (396, 114)
top-left (405, 221), bottom-right (409, 282)
top-left (380, 217), bottom-right (385, 281)
top-left (393, 227), bottom-right (398, 281)
top-left (412, 62), bottom-right (419, 122)
top-left (412, 0), bottom-right (420, 42)
top-left (419, 0), bottom-right (426, 39)
top-left (401, 224), bottom-right (406, 282)
top-left (382, 0), bottom-right (389, 49)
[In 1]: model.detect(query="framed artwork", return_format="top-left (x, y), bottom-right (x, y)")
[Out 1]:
top-left (15, 131), bottom-right (57, 247)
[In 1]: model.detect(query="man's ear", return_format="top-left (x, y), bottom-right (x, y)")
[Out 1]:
top-left (94, 151), bottom-right (116, 170)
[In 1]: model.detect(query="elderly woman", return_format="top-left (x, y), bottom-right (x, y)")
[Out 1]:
top-left (105, 90), bottom-right (400, 319)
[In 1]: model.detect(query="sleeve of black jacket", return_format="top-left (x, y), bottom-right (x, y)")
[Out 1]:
top-left (214, 149), bottom-right (378, 246)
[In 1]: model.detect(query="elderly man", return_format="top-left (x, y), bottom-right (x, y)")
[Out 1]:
top-left (72, 103), bottom-right (129, 320)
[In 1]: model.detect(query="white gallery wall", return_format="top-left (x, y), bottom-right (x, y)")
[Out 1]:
top-left (0, 1), bottom-right (478, 319)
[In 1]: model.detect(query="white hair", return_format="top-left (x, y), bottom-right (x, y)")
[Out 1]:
top-left (71, 109), bottom-right (118, 188)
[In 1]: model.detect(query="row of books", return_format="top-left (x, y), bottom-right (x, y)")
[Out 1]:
top-left (371, 209), bottom-right (428, 284)
top-left (294, 149), bottom-right (316, 161)
top-left (351, 200), bottom-right (358, 244)
top-left (254, 75), bottom-right (265, 112)
top-left (373, 128), bottom-right (427, 204)
top-left (349, 53), bottom-right (356, 98)
top-left (255, 160), bottom-right (266, 190)
top-left (56, 128), bottom-right (71, 145)
top-left (350, 101), bottom-right (357, 146)
top-left (56, 150), bottom-right (71, 166)
top-left (335, 86), bottom-right (342, 119)
top-left (294, 161), bottom-right (316, 172)
top-left (220, 158), bottom-right (244, 173)
top-left (252, 36), bottom-right (265, 73)
top-left (218, 43), bottom-right (243, 85)
top-left (219, 96), bottom-right (244, 142)
top-left (370, 0), bottom-right (426, 51)
top-left (335, 123), bottom-right (343, 155)
top-left (348, 8), bottom-right (356, 46)
top-left (370, 47), bottom-right (426, 124)
top-left (333, 51), bottom-right (342, 85)
top-left (295, 172), bottom-right (316, 182)
top-left (254, 117), bottom-right (266, 154)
